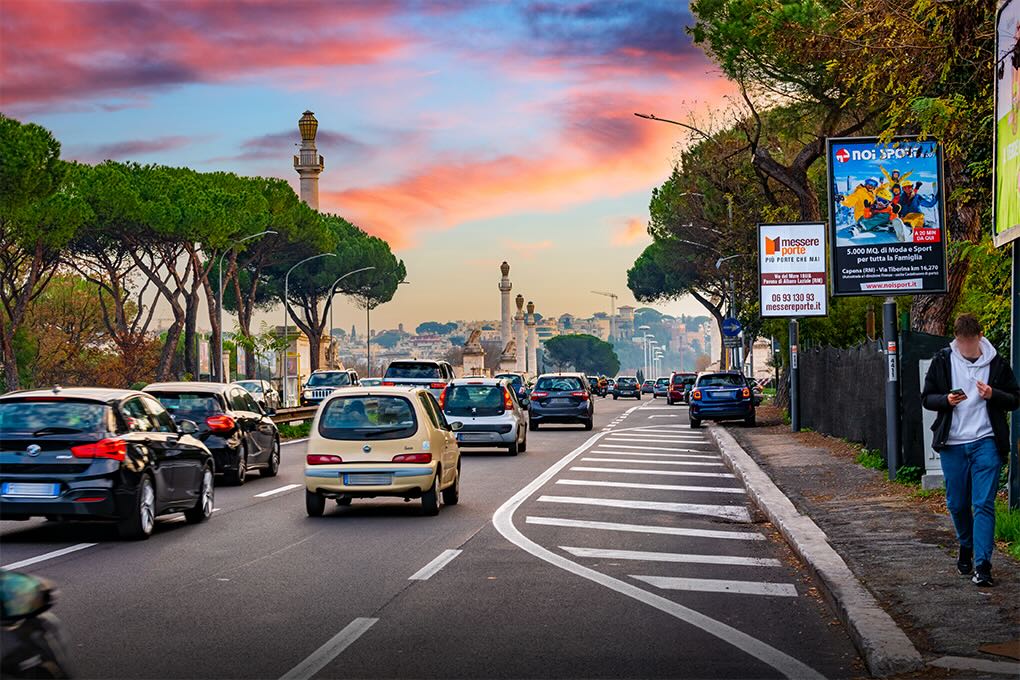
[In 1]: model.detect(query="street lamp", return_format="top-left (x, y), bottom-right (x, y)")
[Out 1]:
top-left (283, 252), bottom-right (336, 406)
top-left (637, 325), bottom-right (650, 380)
top-left (328, 266), bottom-right (377, 342)
top-left (218, 230), bottom-right (277, 382)
top-left (365, 278), bottom-right (409, 378)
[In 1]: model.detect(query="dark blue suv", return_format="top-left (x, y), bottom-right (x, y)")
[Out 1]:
top-left (528, 373), bottom-right (594, 431)
top-left (689, 372), bottom-right (755, 428)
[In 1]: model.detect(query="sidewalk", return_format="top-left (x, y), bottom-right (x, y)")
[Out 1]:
top-left (720, 406), bottom-right (1020, 677)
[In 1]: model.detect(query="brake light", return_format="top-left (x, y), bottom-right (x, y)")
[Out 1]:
top-left (692, 390), bottom-right (702, 401)
top-left (71, 438), bottom-right (126, 461)
top-left (571, 391), bottom-right (590, 401)
top-left (742, 387), bottom-right (751, 398)
top-left (382, 381), bottom-right (395, 386)
top-left (438, 388), bottom-right (447, 408)
top-left (306, 454), bottom-right (343, 465)
top-left (205, 415), bottom-right (236, 433)
top-left (392, 453), bottom-right (432, 463)
top-left (530, 391), bottom-right (548, 401)
top-left (503, 388), bottom-right (514, 410)
top-left (429, 382), bottom-right (446, 389)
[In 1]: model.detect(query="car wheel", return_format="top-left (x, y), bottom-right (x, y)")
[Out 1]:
top-left (263, 438), bottom-right (281, 478)
top-left (224, 446), bottom-right (247, 486)
top-left (336, 495), bottom-right (352, 506)
top-left (583, 418), bottom-right (594, 431)
top-left (184, 467), bottom-right (215, 524)
top-left (529, 420), bottom-right (539, 431)
top-left (744, 413), bottom-right (757, 427)
top-left (690, 418), bottom-right (702, 429)
top-left (442, 462), bottom-right (460, 506)
top-left (613, 394), bottom-right (618, 400)
top-left (519, 431), bottom-right (527, 453)
top-left (507, 439), bottom-right (519, 456)
top-left (422, 471), bottom-right (441, 516)
top-left (305, 489), bottom-right (326, 517)
top-left (118, 474), bottom-right (155, 540)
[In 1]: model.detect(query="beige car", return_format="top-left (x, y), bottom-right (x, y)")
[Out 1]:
top-left (303, 387), bottom-right (463, 516)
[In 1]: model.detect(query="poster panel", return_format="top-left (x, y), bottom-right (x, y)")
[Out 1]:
top-left (758, 222), bottom-right (828, 317)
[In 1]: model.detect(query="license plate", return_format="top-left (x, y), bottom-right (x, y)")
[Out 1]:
top-left (343, 473), bottom-right (391, 486)
top-left (459, 433), bottom-right (487, 441)
top-left (550, 398), bottom-right (572, 405)
top-left (2, 482), bottom-right (60, 498)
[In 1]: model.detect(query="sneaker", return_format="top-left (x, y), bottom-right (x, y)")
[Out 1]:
top-left (972, 562), bottom-right (994, 587)
top-left (957, 546), bottom-right (973, 576)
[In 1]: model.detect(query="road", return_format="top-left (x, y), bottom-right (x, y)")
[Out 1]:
top-left (1, 396), bottom-right (862, 679)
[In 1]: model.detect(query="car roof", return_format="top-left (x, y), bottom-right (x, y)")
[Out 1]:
top-left (143, 381), bottom-right (228, 394)
top-left (0, 387), bottom-right (143, 403)
top-left (322, 386), bottom-right (430, 398)
top-left (450, 377), bottom-right (504, 386)
top-left (536, 372), bottom-right (585, 378)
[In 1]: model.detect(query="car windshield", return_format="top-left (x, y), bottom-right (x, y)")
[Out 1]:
top-left (444, 385), bottom-right (505, 417)
top-left (236, 381), bottom-right (264, 393)
top-left (306, 373), bottom-right (351, 387)
top-left (534, 376), bottom-right (583, 392)
top-left (318, 396), bottom-right (417, 440)
top-left (385, 362), bottom-right (441, 380)
top-left (147, 392), bottom-right (224, 418)
top-left (617, 377), bottom-right (637, 386)
top-left (0, 400), bottom-right (108, 435)
top-left (697, 374), bottom-right (746, 388)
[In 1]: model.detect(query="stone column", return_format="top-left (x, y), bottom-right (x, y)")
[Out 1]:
top-left (293, 110), bottom-right (324, 210)
top-left (499, 261), bottom-right (512, 347)
top-left (514, 294), bottom-right (526, 373)
top-left (526, 301), bottom-right (538, 377)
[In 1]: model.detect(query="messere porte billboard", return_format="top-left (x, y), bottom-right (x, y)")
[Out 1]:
top-left (826, 136), bottom-right (947, 295)
top-left (758, 222), bottom-right (828, 318)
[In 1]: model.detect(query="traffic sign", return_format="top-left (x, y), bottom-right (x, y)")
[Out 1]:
top-left (723, 336), bottom-right (741, 347)
top-left (721, 317), bottom-right (742, 337)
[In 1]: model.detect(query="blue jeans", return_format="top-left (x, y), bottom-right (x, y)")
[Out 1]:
top-left (939, 436), bottom-right (1001, 566)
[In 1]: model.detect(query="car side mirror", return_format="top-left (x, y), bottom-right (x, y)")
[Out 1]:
top-left (1, 571), bottom-right (53, 622)
top-left (263, 406), bottom-right (276, 416)
top-left (449, 421), bottom-right (464, 432)
top-left (177, 419), bottom-right (198, 435)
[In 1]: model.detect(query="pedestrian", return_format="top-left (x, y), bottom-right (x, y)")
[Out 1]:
top-left (922, 313), bottom-right (1020, 586)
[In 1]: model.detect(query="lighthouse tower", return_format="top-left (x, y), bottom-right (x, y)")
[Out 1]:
top-left (294, 110), bottom-right (324, 210)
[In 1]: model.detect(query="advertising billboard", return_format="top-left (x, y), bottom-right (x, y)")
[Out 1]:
top-left (758, 222), bottom-right (828, 317)
top-left (826, 136), bottom-right (947, 295)
top-left (995, 0), bottom-right (1020, 246)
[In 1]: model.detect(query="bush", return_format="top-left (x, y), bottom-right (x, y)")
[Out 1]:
top-left (855, 448), bottom-right (886, 470)
top-left (894, 465), bottom-right (923, 485)
top-left (277, 421), bottom-right (311, 440)
top-left (995, 499), bottom-right (1020, 561)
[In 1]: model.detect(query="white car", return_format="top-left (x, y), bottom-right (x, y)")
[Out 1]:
top-left (440, 378), bottom-right (528, 455)
top-left (234, 380), bottom-right (279, 412)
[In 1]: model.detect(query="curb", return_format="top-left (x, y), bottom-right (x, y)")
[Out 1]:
top-left (709, 425), bottom-right (925, 677)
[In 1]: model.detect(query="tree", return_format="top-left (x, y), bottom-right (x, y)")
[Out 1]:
top-left (416, 321), bottom-right (457, 335)
top-left (543, 334), bottom-right (620, 376)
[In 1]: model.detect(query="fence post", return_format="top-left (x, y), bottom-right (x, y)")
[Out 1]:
top-left (790, 319), bottom-right (800, 433)
top-left (884, 297), bottom-right (901, 480)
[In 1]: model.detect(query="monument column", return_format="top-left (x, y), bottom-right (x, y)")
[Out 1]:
top-left (499, 261), bottom-right (512, 347)
top-left (526, 301), bottom-right (538, 377)
top-left (514, 294), bottom-right (526, 373)
top-left (293, 110), bottom-right (324, 210)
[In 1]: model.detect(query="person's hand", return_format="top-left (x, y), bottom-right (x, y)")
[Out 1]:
top-left (948, 392), bottom-right (967, 407)
top-left (976, 381), bottom-right (992, 400)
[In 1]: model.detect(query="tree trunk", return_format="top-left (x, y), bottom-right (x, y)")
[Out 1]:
top-left (287, 297), bottom-right (325, 373)
top-left (690, 290), bottom-right (726, 367)
top-left (203, 271), bottom-right (222, 381)
top-left (1, 320), bottom-right (18, 391)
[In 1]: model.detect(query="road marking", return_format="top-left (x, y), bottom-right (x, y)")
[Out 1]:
top-left (525, 516), bottom-right (765, 540)
top-left (282, 438), bottom-right (309, 446)
top-left (571, 466), bottom-right (735, 479)
top-left (279, 617), bottom-right (378, 680)
top-left (408, 549), bottom-right (462, 580)
top-left (650, 414), bottom-right (681, 418)
top-left (1, 543), bottom-right (97, 570)
top-left (597, 443), bottom-right (713, 452)
top-left (632, 575), bottom-right (798, 597)
top-left (562, 546), bottom-right (782, 567)
top-left (537, 495), bottom-right (751, 522)
top-left (582, 457), bottom-right (725, 467)
top-left (629, 428), bottom-right (700, 434)
top-left (593, 449), bottom-right (720, 459)
top-left (607, 436), bottom-right (708, 444)
top-left (254, 483), bottom-right (302, 498)
top-left (556, 479), bottom-right (744, 494)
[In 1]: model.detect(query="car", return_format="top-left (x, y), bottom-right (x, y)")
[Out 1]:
top-left (0, 387), bottom-right (215, 540)
top-left (493, 372), bottom-right (530, 411)
top-left (585, 376), bottom-right (602, 397)
top-left (653, 376), bottom-right (670, 398)
top-left (688, 371), bottom-right (756, 428)
top-left (641, 379), bottom-right (656, 394)
top-left (528, 373), bottom-right (594, 430)
top-left (234, 379), bottom-right (279, 412)
top-left (300, 369), bottom-right (360, 407)
top-left (381, 360), bottom-right (455, 399)
top-left (359, 378), bottom-right (382, 387)
top-left (612, 376), bottom-right (642, 400)
top-left (303, 387), bottom-right (462, 516)
top-left (143, 382), bottom-right (281, 486)
top-left (667, 372), bottom-right (697, 405)
top-left (440, 378), bottom-right (528, 455)
top-left (605, 378), bottom-right (616, 395)
top-left (1, 570), bottom-right (73, 679)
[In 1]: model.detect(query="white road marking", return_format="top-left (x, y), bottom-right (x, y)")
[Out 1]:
top-left (582, 457), bottom-right (725, 467)
top-left (607, 436), bottom-right (708, 444)
top-left (632, 575), bottom-right (798, 597)
top-left (282, 438), bottom-right (309, 446)
top-left (279, 617), bottom-right (378, 680)
top-left (562, 546), bottom-right (782, 567)
top-left (556, 479), bottom-right (744, 494)
top-left (629, 428), bottom-right (700, 434)
top-left (525, 516), bottom-right (765, 540)
top-left (593, 449), bottom-right (720, 459)
top-left (537, 495), bottom-right (751, 522)
top-left (597, 443), bottom-right (713, 452)
top-left (571, 466), bottom-right (735, 479)
top-left (408, 549), bottom-right (462, 581)
top-left (254, 483), bottom-right (302, 498)
top-left (1, 543), bottom-right (97, 570)
top-left (649, 414), bottom-right (681, 418)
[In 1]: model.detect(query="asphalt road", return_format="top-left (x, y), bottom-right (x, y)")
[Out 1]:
top-left (1, 395), bottom-right (862, 679)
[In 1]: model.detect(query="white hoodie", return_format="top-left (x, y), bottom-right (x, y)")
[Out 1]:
top-left (946, 336), bottom-right (996, 445)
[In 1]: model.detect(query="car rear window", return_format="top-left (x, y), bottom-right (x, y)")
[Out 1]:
top-left (495, 374), bottom-right (523, 387)
top-left (0, 399), bottom-right (109, 435)
top-left (656, 378), bottom-right (669, 385)
top-left (697, 374), bottom-right (746, 387)
top-left (147, 392), bottom-right (224, 418)
top-left (617, 377), bottom-right (638, 386)
top-left (444, 385), bottom-right (505, 417)
top-left (306, 372), bottom-right (351, 387)
top-left (534, 376), bottom-right (583, 391)
top-left (384, 362), bottom-right (442, 380)
top-left (318, 396), bottom-right (418, 440)
top-left (236, 382), bottom-right (264, 393)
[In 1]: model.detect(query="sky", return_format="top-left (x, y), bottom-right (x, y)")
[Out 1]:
top-left (1, 0), bottom-right (736, 332)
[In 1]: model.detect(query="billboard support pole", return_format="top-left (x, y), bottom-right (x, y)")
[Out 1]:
top-left (789, 319), bottom-right (800, 433)
top-left (884, 297), bottom-right (901, 480)
top-left (1010, 246), bottom-right (1019, 510)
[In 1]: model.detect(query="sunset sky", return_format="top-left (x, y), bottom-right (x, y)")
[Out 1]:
top-left (1, 0), bottom-right (735, 331)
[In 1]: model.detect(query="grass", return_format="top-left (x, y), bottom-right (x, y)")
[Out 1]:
top-left (894, 465), bottom-right (923, 486)
top-left (910, 487), bottom-right (945, 500)
top-left (995, 498), bottom-right (1020, 560)
top-left (855, 448), bottom-right (887, 470)
top-left (277, 421), bottom-right (311, 440)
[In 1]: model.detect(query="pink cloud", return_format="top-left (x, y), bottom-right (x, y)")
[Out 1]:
top-left (613, 218), bottom-right (649, 245)
top-left (503, 239), bottom-right (555, 259)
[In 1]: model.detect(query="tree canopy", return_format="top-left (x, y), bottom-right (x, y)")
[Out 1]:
top-left (543, 334), bottom-right (620, 376)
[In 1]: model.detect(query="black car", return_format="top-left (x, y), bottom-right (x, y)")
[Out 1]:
top-left (300, 369), bottom-right (360, 407)
top-left (143, 382), bottom-right (281, 486)
top-left (528, 373), bottom-right (594, 430)
top-left (612, 376), bottom-right (642, 400)
top-left (0, 387), bottom-right (215, 540)
top-left (493, 372), bottom-right (530, 410)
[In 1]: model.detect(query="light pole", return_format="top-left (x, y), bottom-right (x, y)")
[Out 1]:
top-left (638, 325), bottom-right (650, 379)
top-left (646, 334), bottom-right (656, 379)
top-left (283, 252), bottom-right (336, 407)
top-left (218, 230), bottom-right (277, 382)
top-left (328, 267), bottom-right (377, 342)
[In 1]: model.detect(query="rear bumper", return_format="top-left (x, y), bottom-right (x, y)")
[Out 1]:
top-left (1, 479), bottom-right (121, 520)
top-left (456, 429), bottom-right (517, 447)
top-left (690, 402), bottom-right (754, 420)
top-left (304, 463), bottom-right (437, 497)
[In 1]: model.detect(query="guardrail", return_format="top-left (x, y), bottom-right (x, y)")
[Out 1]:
top-left (270, 406), bottom-right (318, 425)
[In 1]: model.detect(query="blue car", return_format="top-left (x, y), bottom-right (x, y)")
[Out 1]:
top-left (688, 372), bottom-right (756, 428)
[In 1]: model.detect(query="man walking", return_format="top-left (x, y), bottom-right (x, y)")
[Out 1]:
top-left (922, 314), bottom-right (1019, 586)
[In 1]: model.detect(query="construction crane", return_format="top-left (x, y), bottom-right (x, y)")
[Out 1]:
top-left (591, 291), bottom-right (619, 340)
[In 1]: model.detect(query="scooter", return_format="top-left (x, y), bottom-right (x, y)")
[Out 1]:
top-left (1, 570), bottom-right (73, 678)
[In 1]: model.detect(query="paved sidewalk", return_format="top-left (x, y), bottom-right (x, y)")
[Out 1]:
top-left (724, 409), bottom-right (1020, 674)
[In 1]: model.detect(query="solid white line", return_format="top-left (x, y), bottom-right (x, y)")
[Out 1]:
top-left (597, 444), bottom-right (713, 452)
top-left (556, 479), bottom-right (744, 494)
top-left (254, 483), bottom-right (302, 498)
top-left (594, 449), bottom-right (720, 459)
top-left (1, 543), bottom-right (97, 570)
top-left (649, 414), bottom-right (681, 418)
top-left (632, 575), bottom-right (798, 597)
top-left (608, 437), bottom-right (708, 444)
top-left (582, 457), bottom-right (725, 467)
top-left (562, 546), bottom-right (782, 567)
top-left (282, 438), bottom-right (309, 446)
top-left (525, 516), bottom-right (765, 540)
top-left (408, 549), bottom-right (462, 581)
top-left (571, 466), bottom-right (735, 479)
top-left (279, 617), bottom-right (378, 680)
top-left (537, 495), bottom-right (751, 522)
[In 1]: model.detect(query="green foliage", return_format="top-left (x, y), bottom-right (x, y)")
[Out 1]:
top-left (894, 465), bottom-right (923, 486)
top-left (995, 500), bottom-right (1020, 561)
top-left (855, 448), bottom-right (887, 470)
top-left (416, 321), bottom-right (457, 335)
top-left (543, 334), bottom-right (621, 376)
top-left (277, 421), bottom-right (312, 440)
top-left (372, 330), bottom-right (404, 349)
top-left (953, 238), bottom-right (1010, 350)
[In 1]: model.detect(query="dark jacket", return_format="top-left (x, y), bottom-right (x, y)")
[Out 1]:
top-left (921, 346), bottom-right (1020, 459)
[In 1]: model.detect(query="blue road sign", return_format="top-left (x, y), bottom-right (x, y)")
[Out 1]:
top-left (722, 317), bottom-right (742, 337)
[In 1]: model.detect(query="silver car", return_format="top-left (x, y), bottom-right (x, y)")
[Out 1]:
top-left (440, 378), bottom-right (528, 455)
top-left (234, 380), bottom-right (279, 412)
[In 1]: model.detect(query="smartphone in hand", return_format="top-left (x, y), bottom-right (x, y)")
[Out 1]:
top-left (950, 388), bottom-right (967, 400)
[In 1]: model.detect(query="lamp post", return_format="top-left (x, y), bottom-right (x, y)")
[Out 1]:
top-left (218, 230), bottom-right (277, 382)
top-left (637, 325), bottom-right (650, 380)
top-left (328, 267), bottom-right (377, 342)
top-left (364, 278), bottom-right (409, 378)
top-left (282, 252), bottom-right (336, 407)
top-left (646, 334), bottom-right (656, 380)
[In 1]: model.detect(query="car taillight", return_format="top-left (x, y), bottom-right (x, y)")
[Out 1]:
top-left (742, 387), bottom-right (751, 398)
top-left (503, 388), bottom-right (514, 409)
top-left (430, 382), bottom-right (446, 389)
top-left (692, 390), bottom-right (702, 401)
top-left (438, 388), bottom-right (448, 408)
top-left (206, 415), bottom-right (236, 433)
top-left (530, 391), bottom-right (548, 401)
top-left (71, 438), bottom-right (126, 461)
top-left (381, 381), bottom-right (395, 386)
top-left (307, 454), bottom-right (343, 465)
top-left (392, 453), bottom-right (432, 463)
top-left (571, 391), bottom-right (590, 401)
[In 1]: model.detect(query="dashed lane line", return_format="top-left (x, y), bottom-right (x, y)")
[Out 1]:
top-left (525, 516), bottom-right (765, 541)
top-left (1, 542), bottom-right (97, 570)
top-left (254, 483), bottom-right (303, 498)
top-left (408, 549), bottom-right (462, 581)
top-left (278, 617), bottom-right (378, 680)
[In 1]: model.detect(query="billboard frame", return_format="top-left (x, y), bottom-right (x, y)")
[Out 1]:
top-left (757, 221), bottom-right (830, 318)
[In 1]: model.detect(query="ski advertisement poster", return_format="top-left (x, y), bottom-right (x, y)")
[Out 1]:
top-left (995, 0), bottom-right (1020, 247)
top-left (758, 222), bottom-right (828, 318)
top-left (826, 136), bottom-right (947, 296)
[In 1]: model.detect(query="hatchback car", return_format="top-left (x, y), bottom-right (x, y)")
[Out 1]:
top-left (0, 387), bottom-right (215, 539)
top-left (688, 372), bottom-right (756, 428)
top-left (612, 376), bottom-right (641, 400)
top-left (441, 378), bottom-right (527, 455)
top-left (653, 376), bottom-right (670, 398)
top-left (641, 379), bottom-right (656, 394)
top-left (300, 369), bottom-right (359, 407)
top-left (381, 360), bottom-right (454, 399)
top-left (528, 373), bottom-right (594, 430)
top-left (303, 387), bottom-right (462, 516)
top-left (359, 378), bottom-right (382, 387)
top-left (667, 372), bottom-right (697, 405)
top-left (144, 382), bottom-right (281, 486)
top-left (234, 379), bottom-right (279, 412)
top-left (493, 372), bottom-right (530, 411)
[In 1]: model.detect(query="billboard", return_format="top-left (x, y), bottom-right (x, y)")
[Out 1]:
top-left (827, 136), bottom-right (947, 295)
top-left (995, 0), bottom-right (1020, 246)
top-left (758, 222), bottom-right (828, 317)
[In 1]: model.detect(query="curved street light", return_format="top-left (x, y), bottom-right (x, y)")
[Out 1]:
top-left (328, 266), bottom-right (377, 343)
top-left (218, 230), bottom-right (277, 382)
top-left (282, 252), bottom-right (336, 406)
